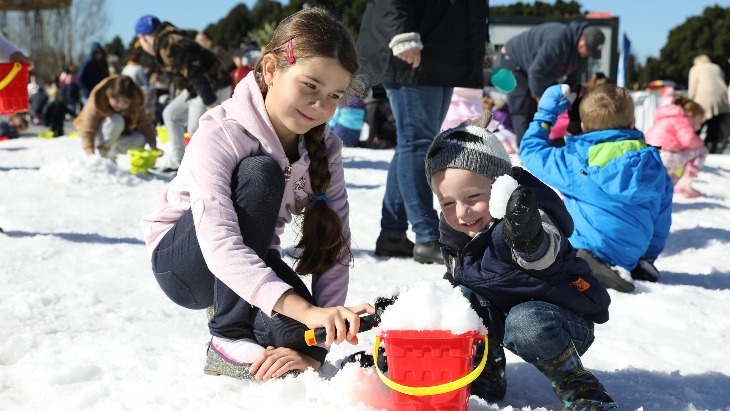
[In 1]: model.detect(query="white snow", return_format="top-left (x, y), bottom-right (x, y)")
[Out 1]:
top-left (489, 174), bottom-right (519, 219)
top-left (1, 135), bottom-right (730, 411)
top-left (375, 279), bottom-right (486, 335)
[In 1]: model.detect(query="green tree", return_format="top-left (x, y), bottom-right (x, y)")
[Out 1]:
top-left (490, 0), bottom-right (585, 17)
top-left (654, 5), bottom-right (730, 86)
top-left (104, 36), bottom-right (126, 60)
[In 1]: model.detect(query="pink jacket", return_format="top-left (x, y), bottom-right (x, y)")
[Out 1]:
top-left (141, 73), bottom-right (350, 317)
top-left (644, 104), bottom-right (703, 152)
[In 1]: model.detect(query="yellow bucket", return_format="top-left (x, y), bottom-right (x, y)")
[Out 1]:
top-left (156, 126), bottom-right (169, 143)
top-left (128, 147), bottom-right (161, 175)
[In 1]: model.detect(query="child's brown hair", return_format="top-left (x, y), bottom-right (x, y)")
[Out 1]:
top-left (106, 75), bottom-right (138, 100)
top-left (579, 84), bottom-right (634, 132)
top-left (10, 114), bottom-right (28, 131)
top-left (254, 7), bottom-right (363, 276)
top-left (672, 95), bottom-right (704, 118)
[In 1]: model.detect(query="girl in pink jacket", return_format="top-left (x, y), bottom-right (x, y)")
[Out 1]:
top-left (141, 8), bottom-right (374, 381)
top-left (645, 96), bottom-right (708, 198)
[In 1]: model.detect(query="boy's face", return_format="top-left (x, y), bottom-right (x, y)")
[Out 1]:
top-left (432, 168), bottom-right (495, 238)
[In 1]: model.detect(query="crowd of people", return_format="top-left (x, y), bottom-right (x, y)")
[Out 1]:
top-left (3, 5), bottom-right (730, 410)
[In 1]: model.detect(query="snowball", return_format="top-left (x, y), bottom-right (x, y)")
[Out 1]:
top-left (376, 279), bottom-right (485, 335)
top-left (489, 174), bottom-right (519, 219)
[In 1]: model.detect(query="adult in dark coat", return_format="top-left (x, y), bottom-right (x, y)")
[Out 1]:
top-left (78, 42), bottom-right (110, 103)
top-left (495, 21), bottom-right (605, 146)
top-left (357, 0), bottom-right (487, 264)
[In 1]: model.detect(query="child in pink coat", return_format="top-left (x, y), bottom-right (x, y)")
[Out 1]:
top-left (645, 96), bottom-right (708, 198)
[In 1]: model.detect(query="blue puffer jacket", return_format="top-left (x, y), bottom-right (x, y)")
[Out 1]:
top-left (520, 122), bottom-right (674, 270)
top-left (440, 167), bottom-right (611, 324)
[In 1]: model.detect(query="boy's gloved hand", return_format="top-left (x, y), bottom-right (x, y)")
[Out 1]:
top-left (534, 84), bottom-right (576, 126)
top-left (501, 185), bottom-right (545, 254)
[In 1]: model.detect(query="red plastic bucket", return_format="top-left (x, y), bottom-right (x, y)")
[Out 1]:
top-left (375, 330), bottom-right (487, 411)
top-left (0, 62), bottom-right (30, 115)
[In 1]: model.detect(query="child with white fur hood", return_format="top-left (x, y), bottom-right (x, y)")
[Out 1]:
top-left (425, 112), bottom-right (616, 410)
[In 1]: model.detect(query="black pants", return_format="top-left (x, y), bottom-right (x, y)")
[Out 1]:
top-left (151, 156), bottom-right (327, 363)
top-left (495, 52), bottom-right (537, 148)
top-left (704, 113), bottom-right (730, 154)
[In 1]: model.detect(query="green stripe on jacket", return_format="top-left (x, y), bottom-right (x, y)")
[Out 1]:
top-left (588, 139), bottom-right (648, 167)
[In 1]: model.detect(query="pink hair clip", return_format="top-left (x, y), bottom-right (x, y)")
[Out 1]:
top-left (285, 38), bottom-right (295, 64)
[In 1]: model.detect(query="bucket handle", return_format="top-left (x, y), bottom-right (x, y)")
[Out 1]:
top-left (373, 334), bottom-right (488, 397)
top-left (0, 63), bottom-right (22, 91)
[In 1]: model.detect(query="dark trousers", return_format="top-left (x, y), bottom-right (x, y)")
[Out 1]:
top-left (151, 156), bottom-right (327, 363)
top-left (704, 113), bottom-right (730, 154)
top-left (496, 52), bottom-right (537, 148)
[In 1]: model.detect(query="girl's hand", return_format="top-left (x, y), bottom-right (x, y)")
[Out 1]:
top-left (302, 303), bottom-right (375, 346)
top-left (250, 346), bottom-right (320, 381)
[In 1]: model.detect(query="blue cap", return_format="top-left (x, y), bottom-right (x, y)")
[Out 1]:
top-left (135, 15), bottom-right (160, 36)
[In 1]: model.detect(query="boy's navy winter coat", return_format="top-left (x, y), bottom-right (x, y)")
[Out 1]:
top-left (441, 168), bottom-right (611, 324)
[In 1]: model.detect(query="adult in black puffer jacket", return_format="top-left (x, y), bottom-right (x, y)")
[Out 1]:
top-left (357, 0), bottom-right (488, 265)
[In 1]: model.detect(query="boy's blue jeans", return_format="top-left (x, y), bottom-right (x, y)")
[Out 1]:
top-left (458, 285), bottom-right (595, 362)
top-left (380, 83), bottom-right (452, 244)
top-left (150, 156), bottom-right (327, 362)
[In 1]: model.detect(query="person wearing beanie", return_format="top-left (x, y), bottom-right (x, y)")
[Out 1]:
top-left (134, 14), bottom-right (232, 177)
top-left (426, 112), bottom-right (616, 409)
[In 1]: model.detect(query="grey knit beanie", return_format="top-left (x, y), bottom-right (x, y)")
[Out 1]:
top-left (425, 112), bottom-right (512, 188)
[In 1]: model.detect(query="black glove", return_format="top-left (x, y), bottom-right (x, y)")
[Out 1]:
top-left (566, 84), bottom-right (583, 136)
top-left (501, 185), bottom-right (545, 254)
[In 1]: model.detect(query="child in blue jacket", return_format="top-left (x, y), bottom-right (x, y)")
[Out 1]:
top-left (425, 113), bottom-right (616, 410)
top-left (519, 84), bottom-right (673, 293)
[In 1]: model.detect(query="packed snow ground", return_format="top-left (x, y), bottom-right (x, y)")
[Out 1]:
top-left (1, 135), bottom-right (729, 410)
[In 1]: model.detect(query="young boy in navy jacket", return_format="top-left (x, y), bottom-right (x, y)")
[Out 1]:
top-left (425, 113), bottom-right (617, 410)
top-left (519, 84), bottom-right (674, 293)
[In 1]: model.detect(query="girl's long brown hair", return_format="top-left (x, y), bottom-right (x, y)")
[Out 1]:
top-left (253, 7), bottom-right (364, 276)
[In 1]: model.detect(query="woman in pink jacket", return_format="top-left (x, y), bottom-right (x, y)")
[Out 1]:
top-left (141, 8), bottom-right (374, 381)
top-left (645, 95), bottom-right (707, 198)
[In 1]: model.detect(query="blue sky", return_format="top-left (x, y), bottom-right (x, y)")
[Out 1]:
top-left (106, 0), bottom-right (726, 63)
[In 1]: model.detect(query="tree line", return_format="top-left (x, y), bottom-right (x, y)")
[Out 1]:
top-left (6, 0), bottom-right (727, 89)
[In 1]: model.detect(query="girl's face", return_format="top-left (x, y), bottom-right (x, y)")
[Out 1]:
top-left (262, 55), bottom-right (351, 141)
top-left (432, 168), bottom-right (495, 238)
top-left (109, 95), bottom-right (131, 112)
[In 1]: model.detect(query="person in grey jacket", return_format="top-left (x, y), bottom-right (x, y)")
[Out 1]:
top-left (356, 0), bottom-right (487, 265)
top-left (495, 21), bottom-right (605, 146)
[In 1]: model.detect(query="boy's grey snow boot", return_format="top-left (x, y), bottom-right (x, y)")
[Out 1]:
top-left (470, 341), bottom-right (507, 402)
top-left (577, 249), bottom-right (635, 293)
top-left (532, 342), bottom-right (618, 411)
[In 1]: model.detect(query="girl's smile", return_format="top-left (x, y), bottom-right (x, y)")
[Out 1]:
top-left (263, 56), bottom-right (352, 142)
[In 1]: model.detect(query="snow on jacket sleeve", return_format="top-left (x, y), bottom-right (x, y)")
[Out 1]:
top-left (310, 130), bottom-right (350, 309)
top-left (519, 118), bottom-right (574, 194)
